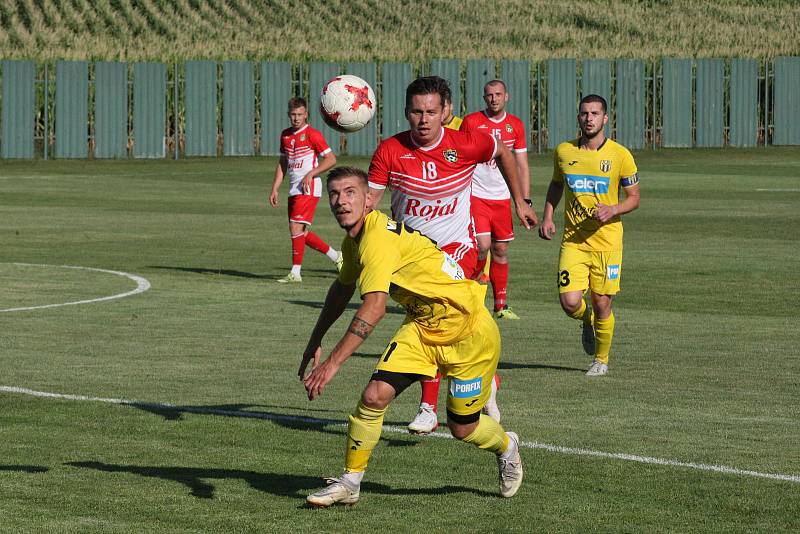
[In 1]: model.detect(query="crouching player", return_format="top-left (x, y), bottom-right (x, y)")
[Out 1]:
top-left (299, 166), bottom-right (523, 507)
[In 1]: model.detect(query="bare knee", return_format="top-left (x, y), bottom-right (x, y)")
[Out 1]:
top-left (559, 292), bottom-right (583, 315)
top-left (447, 420), bottom-right (477, 440)
top-left (361, 381), bottom-right (395, 410)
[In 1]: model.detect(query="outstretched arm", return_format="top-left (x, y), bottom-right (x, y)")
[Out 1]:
top-left (301, 291), bottom-right (388, 400)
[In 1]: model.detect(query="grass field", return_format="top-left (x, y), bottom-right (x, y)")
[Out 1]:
top-left (1, 148), bottom-right (799, 532)
top-left (1, 1), bottom-right (798, 61)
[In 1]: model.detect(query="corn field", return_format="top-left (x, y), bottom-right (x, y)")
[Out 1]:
top-left (0, 0), bottom-right (798, 62)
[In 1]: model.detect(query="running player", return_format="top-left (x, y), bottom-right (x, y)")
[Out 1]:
top-left (367, 76), bottom-right (538, 434)
top-left (539, 94), bottom-right (640, 376)
top-left (300, 166), bottom-right (523, 507)
top-left (462, 79), bottom-right (532, 320)
top-left (269, 97), bottom-right (341, 283)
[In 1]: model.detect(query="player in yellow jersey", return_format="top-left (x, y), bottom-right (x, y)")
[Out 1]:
top-left (300, 166), bottom-right (523, 507)
top-left (539, 95), bottom-right (640, 376)
top-left (443, 91), bottom-right (462, 130)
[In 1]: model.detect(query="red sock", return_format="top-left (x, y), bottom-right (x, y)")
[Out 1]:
top-left (304, 231), bottom-right (331, 254)
top-left (420, 373), bottom-right (442, 411)
top-left (291, 233), bottom-right (306, 266)
top-left (474, 256), bottom-right (488, 279)
top-left (490, 260), bottom-right (509, 311)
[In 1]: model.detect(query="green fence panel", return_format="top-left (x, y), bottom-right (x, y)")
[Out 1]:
top-left (466, 59), bottom-right (495, 114)
top-left (696, 59), bottom-right (724, 147)
top-left (260, 61), bottom-right (291, 156)
top-left (344, 62), bottom-right (378, 156)
top-left (381, 62), bottom-right (413, 138)
top-left (430, 59), bottom-right (461, 117)
top-left (729, 59), bottom-right (758, 147)
top-left (581, 59), bottom-right (611, 137)
top-left (133, 63), bottom-right (166, 158)
top-left (94, 61), bottom-right (127, 158)
top-left (616, 60), bottom-right (645, 150)
top-left (184, 61), bottom-right (217, 157)
top-left (309, 62), bottom-right (341, 153)
top-left (501, 60), bottom-right (531, 136)
top-left (773, 56), bottom-right (800, 145)
top-left (547, 59), bottom-right (577, 149)
top-left (222, 61), bottom-right (254, 156)
top-left (661, 59), bottom-right (692, 147)
top-left (55, 61), bottom-right (88, 158)
top-left (1, 60), bottom-right (35, 158)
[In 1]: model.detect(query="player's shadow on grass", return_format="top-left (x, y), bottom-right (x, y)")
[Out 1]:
top-left (125, 402), bottom-right (414, 448)
top-left (498, 361), bottom-right (586, 373)
top-left (0, 465), bottom-right (48, 473)
top-left (288, 300), bottom-right (405, 315)
top-left (66, 461), bottom-right (493, 500)
top-left (149, 266), bottom-right (339, 281)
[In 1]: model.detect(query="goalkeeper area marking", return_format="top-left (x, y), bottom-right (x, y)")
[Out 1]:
top-left (0, 263), bottom-right (151, 313)
top-left (1, 385), bottom-right (797, 485)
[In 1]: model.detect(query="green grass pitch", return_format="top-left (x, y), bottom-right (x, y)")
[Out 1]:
top-left (0, 148), bottom-right (798, 532)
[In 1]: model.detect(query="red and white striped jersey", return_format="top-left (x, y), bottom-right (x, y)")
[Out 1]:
top-left (368, 128), bottom-right (497, 250)
top-left (279, 124), bottom-right (332, 197)
top-left (461, 111), bottom-right (527, 200)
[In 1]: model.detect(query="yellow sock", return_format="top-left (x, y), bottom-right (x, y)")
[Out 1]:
top-left (567, 298), bottom-right (593, 324)
top-left (594, 312), bottom-right (615, 365)
top-left (461, 414), bottom-right (510, 454)
top-left (344, 401), bottom-right (386, 473)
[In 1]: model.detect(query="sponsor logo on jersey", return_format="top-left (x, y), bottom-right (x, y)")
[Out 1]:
top-left (568, 160), bottom-right (578, 166)
top-left (477, 124), bottom-right (489, 129)
top-left (607, 264), bottom-right (620, 280)
top-left (400, 153), bottom-right (416, 159)
top-left (600, 159), bottom-right (611, 172)
top-left (505, 124), bottom-right (513, 133)
top-left (404, 197), bottom-right (458, 221)
top-left (450, 377), bottom-right (482, 398)
top-left (565, 174), bottom-right (610, 194)
top-left (443, 149), bottom-right (458, 163)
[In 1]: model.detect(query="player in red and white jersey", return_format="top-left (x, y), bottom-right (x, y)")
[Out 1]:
top-left (269, 98), bottom-right (342, 283)
top-left (368, 76), bottom-right (538, 434)
top-left (462, 80), bottom-right (533, 319)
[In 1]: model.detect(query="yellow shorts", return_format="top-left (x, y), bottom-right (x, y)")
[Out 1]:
top-left (557, 247), bottom-right (622, 295)
top-left (374, 307), bottom-right (500, 416)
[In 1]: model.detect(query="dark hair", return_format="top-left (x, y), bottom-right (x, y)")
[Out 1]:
top-left (484, 79), bottom-right (507, 92)
top-left (327, 166), bottom-right (368, 186)
top-left (288, 97), bottom-right (307, 111)
top-left (579, 94), bottom-right (607, 114)
top-left (405, 76), bottom-right (451, 109)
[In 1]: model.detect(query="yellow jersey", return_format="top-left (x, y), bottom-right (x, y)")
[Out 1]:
top-left (552, 138), bottom-right (639, 251)
top-left (339, 210), bottom-right (486, 345)
top-left (444, 115), bottom-right (462, 130)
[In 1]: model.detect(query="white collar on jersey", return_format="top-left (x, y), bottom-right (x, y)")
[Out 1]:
top-left (291, 124), bottom-right (310, 134)
top-left (483, 110), bottom-right (508, 123)
top-left (411, 128), bottom-right (445, 151)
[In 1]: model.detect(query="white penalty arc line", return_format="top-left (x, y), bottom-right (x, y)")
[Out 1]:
top-left (1, 386), bottom-right (797, 485)
top-left (0, 263), bottom-right (151, 313)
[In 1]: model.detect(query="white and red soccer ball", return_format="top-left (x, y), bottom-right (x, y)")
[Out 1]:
top-left (319, 75), bottom-right (376, 133)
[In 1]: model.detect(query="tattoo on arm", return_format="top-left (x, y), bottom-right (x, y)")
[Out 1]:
top-left (347, 316), bottom-right (375, 340)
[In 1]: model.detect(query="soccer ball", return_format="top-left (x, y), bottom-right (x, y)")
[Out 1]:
top-left (319, 75), bottom-right (376, 133)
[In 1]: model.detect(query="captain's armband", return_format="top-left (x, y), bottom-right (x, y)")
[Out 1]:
top-left (621, 173), bottom-right (639, 187)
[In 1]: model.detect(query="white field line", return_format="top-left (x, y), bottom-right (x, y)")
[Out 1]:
top-left (0, 263), bottom-right (150, 313)
top-left (1, 385), bottom-right (798, 485)
top-left (755, 188), bottom-right (800, 192)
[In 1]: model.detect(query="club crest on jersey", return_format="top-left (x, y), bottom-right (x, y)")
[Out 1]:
top-left (300, 134), bottom-right (306, 141)
top-left (443, 149), bottom-right (458, 163)
top-left (505, 124), bottom-right (513, 133)
top-left (600, 160), bottom-right (611, 172)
